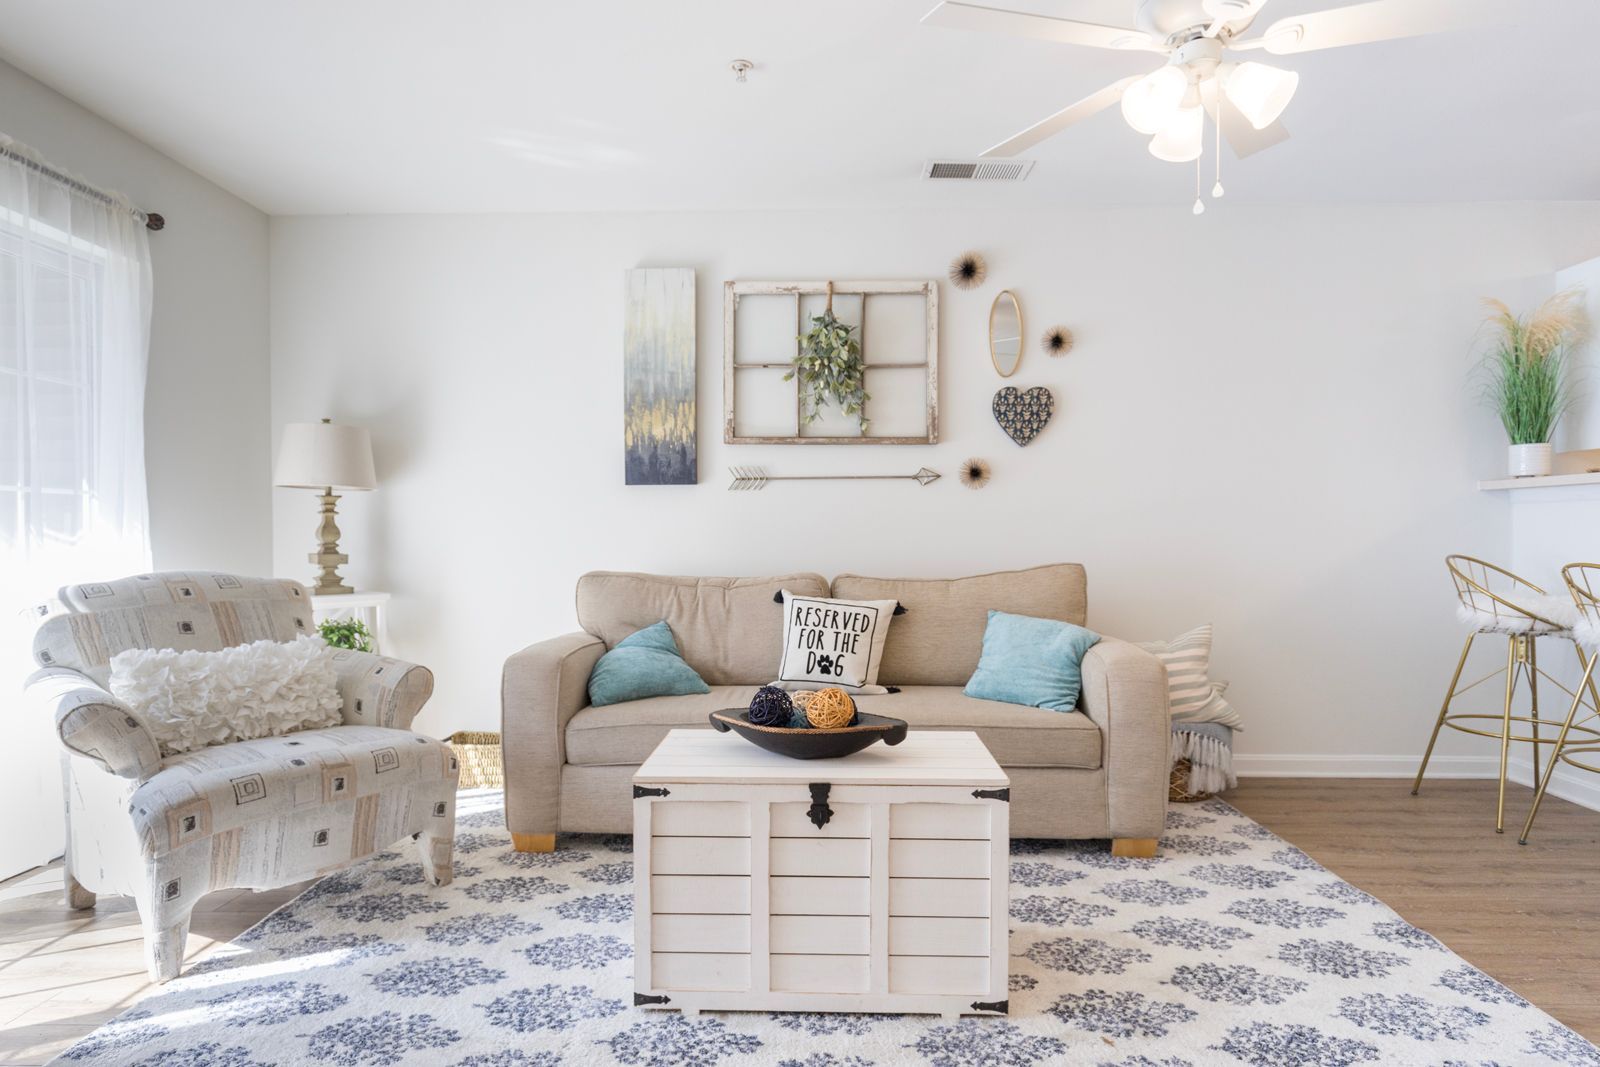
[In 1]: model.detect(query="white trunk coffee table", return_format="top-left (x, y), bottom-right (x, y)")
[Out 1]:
top-left (632, 727), bottom-right (1010, 1018)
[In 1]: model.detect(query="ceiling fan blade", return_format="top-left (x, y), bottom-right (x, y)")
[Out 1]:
top-left (979, 76), bottom-right (1143, 157)
top-left (1245, 0), bottom-right (1508, 54)
top-left (1203, 0), bottom-right (1272, 37)
top-left (1201, 80), bottom-right (1291, 158)
top-left (921, 1), bottom-right (1161, 53)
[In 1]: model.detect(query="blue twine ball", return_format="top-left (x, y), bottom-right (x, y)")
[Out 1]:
top-left (786, 706), bottom-right (812, 729)
top-left (747, 685), bottom-right (793, 727)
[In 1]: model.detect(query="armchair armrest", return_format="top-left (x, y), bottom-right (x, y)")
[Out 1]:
top-left (26, 667), bottom-right (161, 780)
top-left (501, 631), bottom-right (606, 836)
top-left (329, 649), bottom-right (435, 731)
top-left (1079, 637), bottom-right (1171, 840)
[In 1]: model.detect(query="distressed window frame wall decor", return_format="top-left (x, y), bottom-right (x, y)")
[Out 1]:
top-left (723, 279), bottom-right (939, 445)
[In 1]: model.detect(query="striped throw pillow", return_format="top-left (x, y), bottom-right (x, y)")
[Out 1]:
top-left (1137, 624), bottom-right (1243, 730)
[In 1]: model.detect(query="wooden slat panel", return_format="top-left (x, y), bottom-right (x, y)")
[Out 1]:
top-left (770, 954), bottom-right (871, 994)
top-left (771, 837), bottom-right (871, 878)
top-left (889, 916), bottom-right (989, 957)
top-left (770, 876), bottom-right (871, 915)
top-left (770, 915), bottom-right (870, 955)
top-left (890, 803), bottom-right (991, 840)
top-left (889, 878), bottom-right (990, 917)
top-left (888, 955), bottom-right (989, 994)
top-left (651, 876), bottom-right (750, 914)
top-left (651, 801), bottom-right (750, 837)
top-left (651, 837), bottom-right (751, 876)
top-left (652, 914), bottom-right (751, 953)
top-left (771, 802), bottom-right (871, 838)
top-left (889, 839), bottom-right (988, 879)
top-left (652, 952), bottom-right (751, 991)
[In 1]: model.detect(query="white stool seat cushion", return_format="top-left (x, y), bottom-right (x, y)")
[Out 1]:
top-left (1457, 595), bottom-right (1577, 635)
top-left (1573, 613), bottom-right (1600, 652)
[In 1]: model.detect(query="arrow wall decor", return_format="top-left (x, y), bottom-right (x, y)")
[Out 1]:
top-left (727, 466), bottom-right (941, 491)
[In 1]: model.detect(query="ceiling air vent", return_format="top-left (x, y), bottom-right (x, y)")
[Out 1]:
top-left (922, 159), bottom-right (1035, 181)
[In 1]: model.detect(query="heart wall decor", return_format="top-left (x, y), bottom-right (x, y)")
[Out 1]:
top-left (992, 386), bottom-right (1054, 446)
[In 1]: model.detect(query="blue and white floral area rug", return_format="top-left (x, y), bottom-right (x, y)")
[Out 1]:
top-left (52, 791), bottom-right (1600, 1067)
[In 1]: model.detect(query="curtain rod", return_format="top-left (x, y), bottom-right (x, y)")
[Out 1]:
top-left (0, 143), bottom-right (164, 231)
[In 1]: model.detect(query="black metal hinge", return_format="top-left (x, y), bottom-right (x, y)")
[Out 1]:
top-left (633, 786), bottom-right (671, 799)
top-left (634, 992), bottom-right (671, 1006)
top-left (970, 999), bottom-right (1008, 1014)
top-left (972, 788), bottom-right (1010, 802)
top-left (808, 782), bottom-right (833, 828)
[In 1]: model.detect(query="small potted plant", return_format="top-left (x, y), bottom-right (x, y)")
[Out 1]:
top-left (318, 617), bottom-right (374, 653)
top-left (1483, 290), bottom-right (1584, 477)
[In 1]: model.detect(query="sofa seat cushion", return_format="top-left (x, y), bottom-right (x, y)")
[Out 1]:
top-left (854, 687), bottom-right (1101, 769)
top-left (129, 725), bottom-right (459, 861)
top-left (563, 685), bottom-right (1101, 770)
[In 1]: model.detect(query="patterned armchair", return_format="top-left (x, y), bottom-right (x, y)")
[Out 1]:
top-left (24, 572), bottom-right (459, 982)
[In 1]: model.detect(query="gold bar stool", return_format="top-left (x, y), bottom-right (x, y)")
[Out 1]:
top-left (1412, 555), bottom-right (1598, 832)
top-left (1519, 563), bottom-right (1600, 843)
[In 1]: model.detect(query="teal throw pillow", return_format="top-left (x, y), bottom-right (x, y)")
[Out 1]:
top-left (964, 610), bottom-right (1101, 713)
top-left (587, 621), bottom-right (711, 707)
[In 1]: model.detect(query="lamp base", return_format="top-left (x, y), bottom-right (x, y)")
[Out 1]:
top-left (308, 488), bottom-right (355, 595)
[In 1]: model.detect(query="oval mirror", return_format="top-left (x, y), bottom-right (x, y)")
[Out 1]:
top-left (989, 290), bottom-right (1023, 377)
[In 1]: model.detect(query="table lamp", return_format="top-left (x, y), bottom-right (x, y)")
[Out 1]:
top-left (274, 418), bottom-right (377, 595)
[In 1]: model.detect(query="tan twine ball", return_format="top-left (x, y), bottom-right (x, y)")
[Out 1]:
top-left (792, 690), bottom-right (816, 713)
top-left (805, 687), bottom-right (857, 729)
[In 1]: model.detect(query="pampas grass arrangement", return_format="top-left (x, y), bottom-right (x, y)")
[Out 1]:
top-left (949, 252), bottom-right (987, 290)
top-left (1482, 290), bottom-right (1585, 444)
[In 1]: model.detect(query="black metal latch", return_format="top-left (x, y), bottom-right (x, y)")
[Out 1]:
top-left (633, 786), bottom-right (671, 799)
top-left (971, 788), bottom-right (1010, 802)
top-left (807, 782), bottom-right (833, 828)
top-left (971, 999), bottom-right (1008, 1013)
top-left (634, 992), bottom-right (671, 1006)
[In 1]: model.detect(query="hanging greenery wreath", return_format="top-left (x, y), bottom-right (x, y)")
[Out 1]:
top-left (785, 283), bottom-right (869, 428)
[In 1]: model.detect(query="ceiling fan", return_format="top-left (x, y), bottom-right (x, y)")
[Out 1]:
top-left (923, 0), bottom-right (1506, 208)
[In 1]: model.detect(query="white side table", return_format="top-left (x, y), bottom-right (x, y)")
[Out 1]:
top-left (311, 590), bottom-right (391, 653)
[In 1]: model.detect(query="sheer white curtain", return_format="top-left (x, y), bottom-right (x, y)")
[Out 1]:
top-left (0, 138), bottom-right (152, 877)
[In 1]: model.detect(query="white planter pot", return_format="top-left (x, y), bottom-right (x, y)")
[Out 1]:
top-left (1508, 442), bottom-right (1553, 478)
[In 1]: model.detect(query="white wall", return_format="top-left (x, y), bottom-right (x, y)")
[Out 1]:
top-left (1, 57), bottom-right (272, 573)
top-left (270, 204), bottom-right (1600, 771)
top-left (2, 58), bottom-right (271, 875)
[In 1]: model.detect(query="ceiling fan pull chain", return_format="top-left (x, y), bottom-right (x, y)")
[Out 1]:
top-left (1213, 97), bottom-right (1225, 198)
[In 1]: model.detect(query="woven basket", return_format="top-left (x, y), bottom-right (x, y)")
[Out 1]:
top-left (447, 731), bottom-right (504, 790)
top-left (1168, 758), bottom-right (1215, 804)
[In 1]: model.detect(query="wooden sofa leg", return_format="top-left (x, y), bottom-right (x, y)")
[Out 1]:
top-left (1111, 838), bottom-right (1159, 858)
top-left (512, 833), bottom-right (556, 853)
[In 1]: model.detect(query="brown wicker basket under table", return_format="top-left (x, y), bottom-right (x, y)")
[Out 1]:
top-left (447, 731), bottom-right (504, 789)
top-left (1169, 758), bottom-right (1215, 804)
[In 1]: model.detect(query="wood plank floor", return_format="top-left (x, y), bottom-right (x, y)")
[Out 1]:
top-left (0, 778), bottom-right (1594, 1063)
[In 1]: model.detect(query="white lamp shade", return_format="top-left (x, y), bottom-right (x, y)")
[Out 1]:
top-left (1120, 65), bottom-right (1188, 135)
top-left (1148, 104), bottom-right (1204, 162)
top-left (274, 421), bottom-right (377, 490)
top-left (1222, 61), bottom-right (1299, 130)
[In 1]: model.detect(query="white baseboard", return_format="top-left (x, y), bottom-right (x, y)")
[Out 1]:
top-left (1235, 753), bottom-right (1600, 812)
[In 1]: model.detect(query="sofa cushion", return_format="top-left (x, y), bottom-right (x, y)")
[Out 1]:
top-left (576, 572), bottom-right (829, 686)
top-left (831, 564), bottom-right (1088, 687)
top-left (563, 685), bottom-right (1101, 770)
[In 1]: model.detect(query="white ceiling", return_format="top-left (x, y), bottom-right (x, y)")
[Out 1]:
top-left (2, 0), bottom-right (1596, 215)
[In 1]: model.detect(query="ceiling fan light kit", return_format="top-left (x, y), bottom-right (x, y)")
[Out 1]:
top-left (924, 0), bottom-right (1503, 207)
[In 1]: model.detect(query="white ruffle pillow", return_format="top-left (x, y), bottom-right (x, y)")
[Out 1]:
top-left (109, 635), bottom-right (344, 756)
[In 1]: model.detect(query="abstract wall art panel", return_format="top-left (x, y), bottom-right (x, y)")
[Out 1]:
top-left (624, 267), bottom-right (697, 485)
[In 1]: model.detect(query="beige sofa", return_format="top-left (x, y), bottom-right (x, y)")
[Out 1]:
top-left (501, 564), bottom-right (1170, 855)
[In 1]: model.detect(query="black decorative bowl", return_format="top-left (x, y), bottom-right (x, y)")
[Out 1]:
top-left (708, 709), bottom-right (909, 760)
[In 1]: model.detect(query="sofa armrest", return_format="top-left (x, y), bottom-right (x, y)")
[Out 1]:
top-left (330, 649), bottom-right (435, 731)
top-left (1079, 637), bottom-right (1171, 839)
top-left (501, 631), bottom-right (606, 835)
top-left (26, 667), bottom-right (162, 780)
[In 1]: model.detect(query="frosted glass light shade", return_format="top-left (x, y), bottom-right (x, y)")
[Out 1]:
top-left (1223, 61), bottom-right (1299, 130)
top-left (1120, 65), bottom-right (1188, 135)
top-left (274, 420), bottom-right (377, 490)
top-left (1148, 104), bottom-right (1204, 162)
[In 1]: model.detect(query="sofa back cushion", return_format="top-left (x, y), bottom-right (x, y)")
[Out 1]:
top-left (33, 572), bottom-right (316, 686)
top-left (831, 564), bottom-right (1088, 687)
top-left (576, 571), bottom-right (830, 686)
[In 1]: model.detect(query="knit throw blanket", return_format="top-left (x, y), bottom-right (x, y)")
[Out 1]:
top-left (1172, 722), bottom-right (1235, 794)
